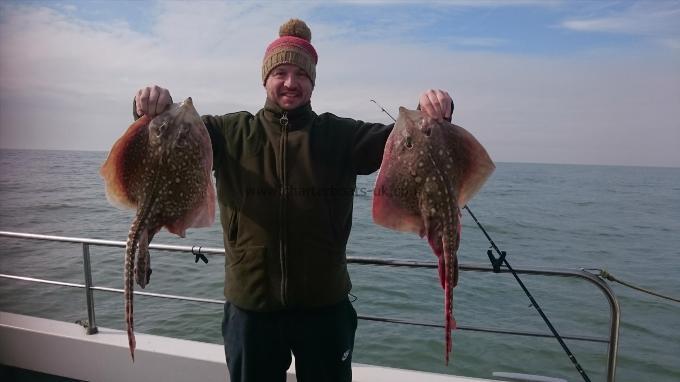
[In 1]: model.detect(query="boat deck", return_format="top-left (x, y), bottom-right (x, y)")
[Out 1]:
top-left (0, 312), bottom-right (496, 382)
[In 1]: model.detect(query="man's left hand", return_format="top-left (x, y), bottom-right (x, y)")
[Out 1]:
top-left (419, 89), bottom-right (453, 122)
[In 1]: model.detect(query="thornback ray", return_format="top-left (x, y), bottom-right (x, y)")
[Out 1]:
top-left (372, 107), bottom-right (494, 364)
top-left (100, 98), bottom-right (216, 361)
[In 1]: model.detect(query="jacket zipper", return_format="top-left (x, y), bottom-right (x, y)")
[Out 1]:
top-left (279, 112), bottom-right (289, 306)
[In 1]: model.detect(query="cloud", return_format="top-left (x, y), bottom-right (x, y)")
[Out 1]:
top-left (561, 1), bottom-right (680, 36)
top-left (337, 0), bottom-right (561, 7)
top-left (560, 1), bottom-right (680, 52)
top-left (444, 36), bottom-right (507, 48)
top-left (1, 2), bottom-right (679, 167)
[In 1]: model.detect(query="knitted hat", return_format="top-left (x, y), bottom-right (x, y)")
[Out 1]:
top-left (262, 19), bottom-right (318, 85)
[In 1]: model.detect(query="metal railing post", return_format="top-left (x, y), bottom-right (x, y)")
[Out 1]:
top-left (82, 243), bottom-right (98, 334)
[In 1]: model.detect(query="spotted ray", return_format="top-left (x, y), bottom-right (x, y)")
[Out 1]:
top-left (100, 98), bottom-right (215, 361)
top-left (372, 107), bottom-right (494, 364)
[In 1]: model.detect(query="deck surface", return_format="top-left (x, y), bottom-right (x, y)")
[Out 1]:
top-left (0, 311), bottom-right (497, 382)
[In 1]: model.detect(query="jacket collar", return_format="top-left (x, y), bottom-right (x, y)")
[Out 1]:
top-left (262, 99), bottom-right (315, 129)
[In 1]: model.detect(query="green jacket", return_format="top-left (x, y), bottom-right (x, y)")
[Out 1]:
top-left (203, 99), bottom-right (392, 311)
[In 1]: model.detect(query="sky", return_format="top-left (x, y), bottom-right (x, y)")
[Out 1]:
top-left (0, 0), bottom-right (678, 167)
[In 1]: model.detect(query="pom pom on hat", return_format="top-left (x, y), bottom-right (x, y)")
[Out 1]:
top-left (262, 19), bottom-right (318, 85)
top-left (279, 18), bottom-right (312, 41)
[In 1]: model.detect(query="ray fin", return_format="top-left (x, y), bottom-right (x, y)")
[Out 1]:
top-left (100, 115), bottom-right (152, 209)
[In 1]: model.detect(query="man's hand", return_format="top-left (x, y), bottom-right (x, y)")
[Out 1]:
top-left (135, 85), bottom-right (173, 118)
top-left (418, 89), bottom-right (453, 123)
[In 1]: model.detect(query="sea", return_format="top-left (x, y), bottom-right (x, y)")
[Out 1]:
top-left (0, 149), bottom-right (678, 382)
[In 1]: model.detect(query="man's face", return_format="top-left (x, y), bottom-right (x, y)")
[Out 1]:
top-left (265, 64), bottom-right (313, 111)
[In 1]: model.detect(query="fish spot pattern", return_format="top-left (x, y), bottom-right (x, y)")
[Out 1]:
top-left (372, 108), bottom-right (494, 365)
top-left (100, 99), bottom-right (215, 362)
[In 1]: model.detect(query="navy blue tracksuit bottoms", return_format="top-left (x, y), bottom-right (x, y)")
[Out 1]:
top-left (222, 298), bottom-right (358, 382)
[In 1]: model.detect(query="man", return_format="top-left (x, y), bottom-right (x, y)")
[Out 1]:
top-left (134, 18), bottom-right (452, 382)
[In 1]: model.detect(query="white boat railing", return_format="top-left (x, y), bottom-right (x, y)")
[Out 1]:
top-left (0, 230), bottom-right (620, 381)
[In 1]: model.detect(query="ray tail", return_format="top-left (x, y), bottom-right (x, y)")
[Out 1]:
top-left (134, 229), bottom-right (152, 288)
top-left (442, 208), bottom-right (461, 365)
top-left (424, 146), bottom-right (461, 365)
top-left (125, 184), bottom-right (160, 361)
top-left (124, 215), bottom-right (141, 362)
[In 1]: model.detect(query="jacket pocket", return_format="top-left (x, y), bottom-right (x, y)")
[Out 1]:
top-left (224, 246), bottom-right (275, 310)
top-left (324, 202), bottom-right (341, 244)
top-left (226, 209), bottom-right (240, 244)
top-left (323, 196), bottom-right (353, 246)
top-left (226, 245), bottom-right (267, 269)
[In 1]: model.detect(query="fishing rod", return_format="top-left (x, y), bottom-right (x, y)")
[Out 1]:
top-left (370, 99), bottom-right (592, 382)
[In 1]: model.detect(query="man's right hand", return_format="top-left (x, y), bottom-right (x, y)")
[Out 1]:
top-left (135, 85), bottom-right (173, 118)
